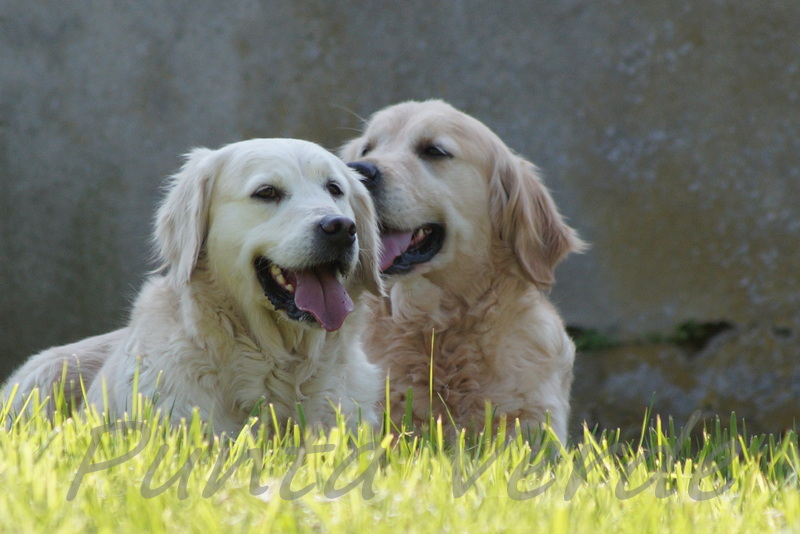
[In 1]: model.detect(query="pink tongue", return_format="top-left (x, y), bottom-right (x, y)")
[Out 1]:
top-left (379, 231), bottom-right (414, 271)
top-left (294, 267), bottom-right (354, 332)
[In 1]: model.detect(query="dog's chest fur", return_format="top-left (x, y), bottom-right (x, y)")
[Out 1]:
top-left (133, 273), bottom-right (356, 431)
top-left (363, 274), bottom-right (573, 432)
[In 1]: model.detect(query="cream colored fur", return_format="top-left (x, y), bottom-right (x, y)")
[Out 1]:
top-left (341, 100), bottom-right (585, 442)
top-left (2, 139), bottom-right (382, 433)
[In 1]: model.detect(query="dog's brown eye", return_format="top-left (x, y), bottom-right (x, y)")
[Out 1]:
top-left (326, 181), bottom-right (344, 197)
top-left (252, 185), bottom-right (281, 201)
top-left (360, 143), bottom-right (372, 157)
top-left (420, 145), bottom-right (452, 159)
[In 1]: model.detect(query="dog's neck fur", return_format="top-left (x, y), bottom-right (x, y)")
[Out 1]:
top-left (171, 260), bottom-right (352, 423)
top-left (382, 242), bottom-right (530, 332)
top-left (186, 260), bottom-right (330, 356)
top-left (365, 245), bottom-right (553, 430)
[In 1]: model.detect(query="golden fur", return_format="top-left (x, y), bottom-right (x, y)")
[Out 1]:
top-left (3, 139), bottom-right (382, 433)
top-left (341, 100), bottom-right (585, 441)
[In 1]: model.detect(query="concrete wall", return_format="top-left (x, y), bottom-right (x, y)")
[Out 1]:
top-left (2, 2), bottom-right (798, 387)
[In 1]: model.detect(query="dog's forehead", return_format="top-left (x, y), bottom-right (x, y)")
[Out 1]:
top-left (223, 143), bottom-right (348, 187)
top-left (248, 154), bottom-right (342, 181)
top-left (366, 107), bottom-right (468, 148)
top-left (364, 108), bottom-right (502, 167)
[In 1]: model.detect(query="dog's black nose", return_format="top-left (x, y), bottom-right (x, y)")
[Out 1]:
top-left (347, 161), bottom-right (382, 191)
top-left (318, 215), bottom-right (356, 247)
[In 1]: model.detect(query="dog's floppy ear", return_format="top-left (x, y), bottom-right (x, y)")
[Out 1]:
top-left (153, 147), bottom-right (217, 287)
top-left (489, 148), bottom-right (586, 288)
top-left (348, 172), bottom-right (383, 296)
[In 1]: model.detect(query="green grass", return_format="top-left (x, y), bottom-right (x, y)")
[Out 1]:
top-left (1, 389), bottom-right (798, 533)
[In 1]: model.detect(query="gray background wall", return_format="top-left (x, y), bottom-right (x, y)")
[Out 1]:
top-left (2, 1), bottom-right (798, 430)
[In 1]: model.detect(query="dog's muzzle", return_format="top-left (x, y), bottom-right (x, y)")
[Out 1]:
top-left (347, 161), bottom-right (445, 275)
top-left (347, 161), bottom-right (382, 192)
top-left (254, 215), bottom-right (358, 332)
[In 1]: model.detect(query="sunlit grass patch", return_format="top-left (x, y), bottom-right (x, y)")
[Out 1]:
top-left (0, 389), bottom-right (798, 533)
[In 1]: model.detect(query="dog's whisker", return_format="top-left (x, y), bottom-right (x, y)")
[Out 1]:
top-left (329, 103), bottom-right (367, 125)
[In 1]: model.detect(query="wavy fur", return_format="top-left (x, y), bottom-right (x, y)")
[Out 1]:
top-left (341, 100), bottom-right (585, 441)
top-left (3, 139), bottom-right (382, 433)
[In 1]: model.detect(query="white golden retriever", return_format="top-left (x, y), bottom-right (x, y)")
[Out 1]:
top-left (341, 100), bottom-right (585, 442)
top-left (2, 139), bottom-right (382, 433)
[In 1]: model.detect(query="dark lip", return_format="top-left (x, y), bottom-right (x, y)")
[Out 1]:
top-left (382, 223), bottom-right (446, 275)
top-left (254, 257), bottom-right (346, 324)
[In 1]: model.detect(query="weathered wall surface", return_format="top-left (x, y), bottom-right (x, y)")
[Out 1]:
top-left (2, 1), bottom-right (798, 430)
top-left (571, 324), bottom-right (800, 438)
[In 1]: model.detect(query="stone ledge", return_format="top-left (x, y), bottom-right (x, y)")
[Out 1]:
top-left (570, 324), bottom-right (799, 439)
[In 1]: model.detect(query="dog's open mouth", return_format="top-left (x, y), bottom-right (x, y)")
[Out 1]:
top-left (380, 223), bottom-right (445, 275)
top-left (254, 258), bottom-right (353, 332)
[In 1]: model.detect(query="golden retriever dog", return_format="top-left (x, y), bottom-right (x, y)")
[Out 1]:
top-left (2, 139), bottom-right (382, 433)
top-left (341, 100), bottom-right (585, 442)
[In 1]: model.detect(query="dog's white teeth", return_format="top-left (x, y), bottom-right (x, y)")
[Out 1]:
top-left (410, 226), bottom-right (430, 247)
top-left (268, 263), bottom-right (293, 292)
top-left (423, 226), bottom-right (433, 235)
